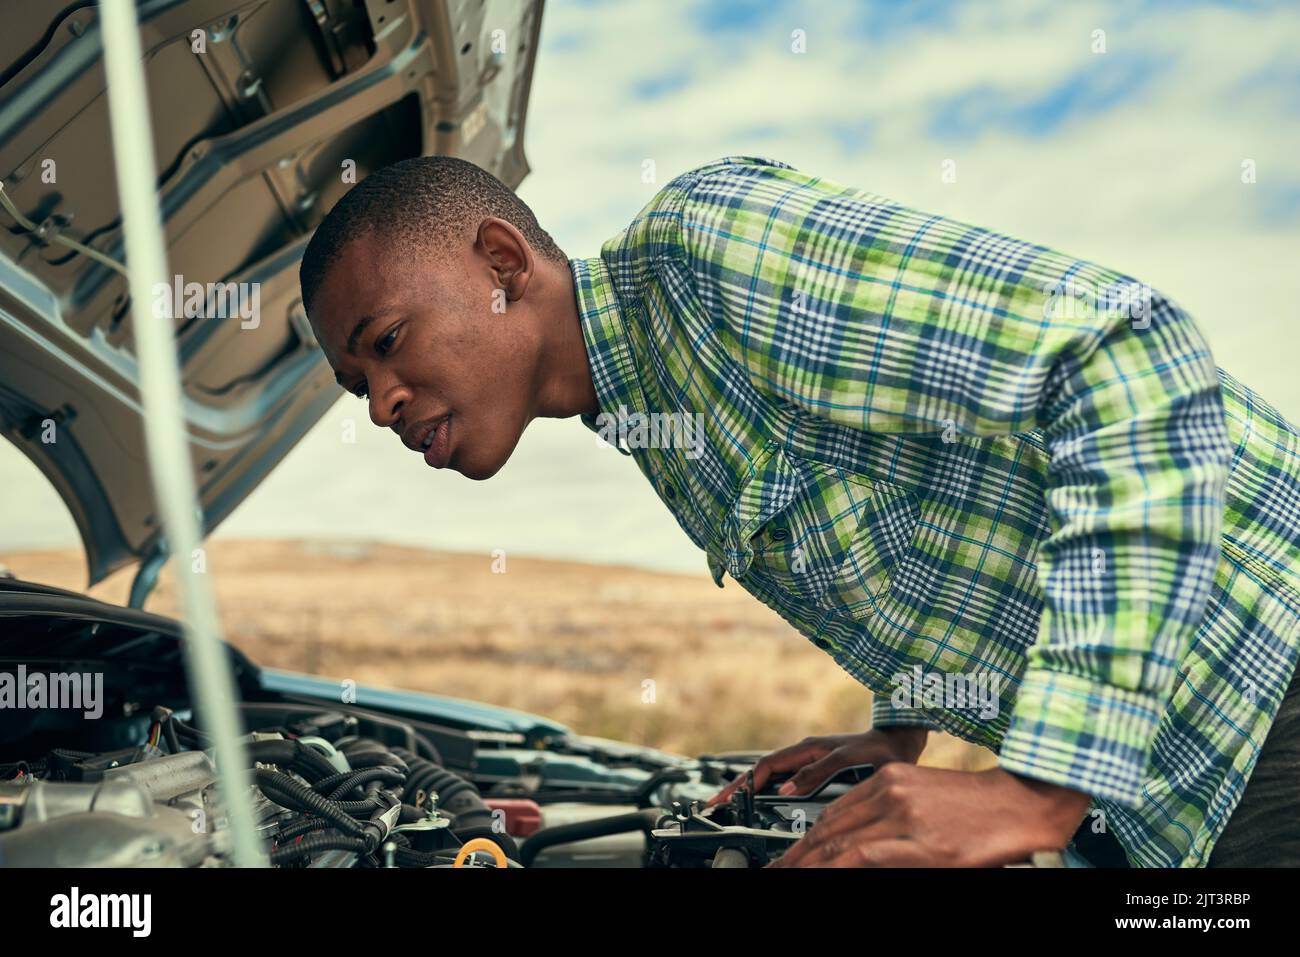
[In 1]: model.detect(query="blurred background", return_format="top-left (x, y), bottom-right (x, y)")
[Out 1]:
top-left (3, 0), bottom-right (1297, 765)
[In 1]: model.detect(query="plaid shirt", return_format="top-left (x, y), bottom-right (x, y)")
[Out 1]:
top-left (570, 155), bottom-right (1300, 867)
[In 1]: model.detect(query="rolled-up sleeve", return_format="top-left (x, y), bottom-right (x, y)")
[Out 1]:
top-left (993, 295), bottom-right (1231, 806)
top-left (871, 696), bottom-right (940, 732)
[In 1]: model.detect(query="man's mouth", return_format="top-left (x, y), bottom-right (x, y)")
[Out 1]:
top-left (413, 415), bottom-right (453, 469)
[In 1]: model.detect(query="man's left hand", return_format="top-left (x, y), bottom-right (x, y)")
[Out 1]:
top-left (770, 763), bottom-right (1093, 868)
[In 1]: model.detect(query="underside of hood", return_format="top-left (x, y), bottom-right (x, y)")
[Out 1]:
top-left (0, 0), bottom-right (544, 586)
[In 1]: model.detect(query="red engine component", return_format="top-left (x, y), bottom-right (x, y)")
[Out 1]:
top-left (484, 797), bottom-right (544, 837)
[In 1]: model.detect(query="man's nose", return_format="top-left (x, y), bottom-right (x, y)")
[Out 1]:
top-left (368, 380), bottom-right (409, 430)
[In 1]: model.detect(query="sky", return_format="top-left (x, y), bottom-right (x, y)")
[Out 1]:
top-left (4, 0), bottom-right (1299, 578)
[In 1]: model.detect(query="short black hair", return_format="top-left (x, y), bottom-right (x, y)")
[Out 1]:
top-left (299, 155), bottom-right (566, 316)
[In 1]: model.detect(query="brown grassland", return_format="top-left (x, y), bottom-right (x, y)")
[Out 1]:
top-left (1, 539), bottom-right (994, 771)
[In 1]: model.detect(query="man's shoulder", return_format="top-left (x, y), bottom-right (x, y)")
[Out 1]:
top-left (658, 155), bottom-right (803, 211)
top-left (599, 156), bottom-right (801, 264)
top-left (671, 154), bottom-right (799, 185)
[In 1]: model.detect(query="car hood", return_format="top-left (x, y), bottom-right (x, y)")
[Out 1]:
top-left (0, 0), bottom-right (544, 585)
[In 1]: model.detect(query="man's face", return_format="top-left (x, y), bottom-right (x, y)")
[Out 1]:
top-left (308, 226), bottom-right (542, 480)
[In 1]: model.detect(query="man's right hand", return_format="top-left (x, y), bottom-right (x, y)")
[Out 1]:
top-left (704, 727), bottom-right (929, 808)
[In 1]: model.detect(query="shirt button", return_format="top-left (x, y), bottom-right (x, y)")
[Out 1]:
top-left (662, 483), bottom-right (676, 501)
top-left (769, 525), bottom-right (790, 542)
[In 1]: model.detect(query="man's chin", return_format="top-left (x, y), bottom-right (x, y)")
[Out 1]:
top-left (455, 447), bottom-right (510, 481)
top-left (457, 422), bottom-right (533, 480)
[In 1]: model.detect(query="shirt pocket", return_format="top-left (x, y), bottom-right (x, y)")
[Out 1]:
top-left (721, 440), bottom-right (919, 620)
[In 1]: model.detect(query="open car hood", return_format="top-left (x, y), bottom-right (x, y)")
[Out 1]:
top-left (0, 0), bottom-right (544, 586)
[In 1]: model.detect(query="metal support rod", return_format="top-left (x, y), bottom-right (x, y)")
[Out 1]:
top-left (127, 539), bottom-right (169, 609)
top-left (99, 0), bottom-right (265, 868)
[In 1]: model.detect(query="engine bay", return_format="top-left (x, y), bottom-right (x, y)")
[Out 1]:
top-left (0, 579), bottom-right (877, 868)
top-left (1, 699), bottom-right (871, 868)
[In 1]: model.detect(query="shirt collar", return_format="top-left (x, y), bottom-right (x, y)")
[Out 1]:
top-left (569, 256), bottom-right (648, 451)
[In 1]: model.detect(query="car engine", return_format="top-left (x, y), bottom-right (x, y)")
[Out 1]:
top-left (1, 700), bottom-right (875, 868)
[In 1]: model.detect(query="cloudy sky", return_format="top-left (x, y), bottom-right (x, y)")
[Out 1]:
top-left (5, 0), bottom-right (1299, 577)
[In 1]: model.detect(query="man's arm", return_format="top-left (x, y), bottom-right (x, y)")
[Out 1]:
top-left (672, 157), bottom-right (1232, 808)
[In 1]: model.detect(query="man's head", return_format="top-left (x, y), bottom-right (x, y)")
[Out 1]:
top-left (300, 155), bottom-right (571, 480)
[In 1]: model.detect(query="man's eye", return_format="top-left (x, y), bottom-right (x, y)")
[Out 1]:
top-left (352, 382), bottom-right (369, 399)
top-left (375, 328), bottom-right (398, 357)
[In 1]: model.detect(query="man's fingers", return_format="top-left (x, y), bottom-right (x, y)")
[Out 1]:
top-left (791, 839), bottom-right (922, 868)
top-left (814, 771), bottom-right (884, 825)
top-left (775, 789), bottom-right (893, 867)
top-left (706, 741), bottom-right (828, 807)
top-left (706, 779), bottom-right (746, 807)
top-left (779, 752), bottom-right (854, 796)
top-left (706, 765), bottom-right (764, 808)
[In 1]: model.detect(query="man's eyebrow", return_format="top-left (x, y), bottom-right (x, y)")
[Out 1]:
top-left (345, 315), bottom-right (376, 356)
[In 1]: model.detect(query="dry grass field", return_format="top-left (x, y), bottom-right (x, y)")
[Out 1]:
top-left (1, 539), bottom-right (993, 770)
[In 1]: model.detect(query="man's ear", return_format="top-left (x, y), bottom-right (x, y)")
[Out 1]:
top-left (476, 218), bottom-right (533, 300)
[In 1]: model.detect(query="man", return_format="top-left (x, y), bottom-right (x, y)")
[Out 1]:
top-left (298, 154), bottom-right (1300, 867)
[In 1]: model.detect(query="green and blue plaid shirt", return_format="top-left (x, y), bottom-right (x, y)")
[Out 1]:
top-left (570, 156), bottom-right (1300, 867)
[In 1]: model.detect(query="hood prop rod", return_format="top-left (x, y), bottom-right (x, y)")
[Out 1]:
top-left (127, 539), bottom-right (169, 609)
top-left (100, 0), bottom-right (265, 868)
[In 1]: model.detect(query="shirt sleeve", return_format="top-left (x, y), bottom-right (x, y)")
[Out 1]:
top-left (672, 157), bottom-right (1232, 807)
top-left (870, 696), bottom-right (940, 732)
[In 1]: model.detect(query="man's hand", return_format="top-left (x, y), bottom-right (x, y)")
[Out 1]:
top-left (705, 727), bottom-right (928, 808)
top-left (770, 764), bottom-right (1093, 867)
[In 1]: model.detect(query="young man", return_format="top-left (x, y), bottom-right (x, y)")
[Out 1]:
top-left (299, 154), bottom-right (1300, 867)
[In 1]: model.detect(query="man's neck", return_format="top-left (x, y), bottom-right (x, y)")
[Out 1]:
top-left (532, 257), bottom-right (600, 420)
